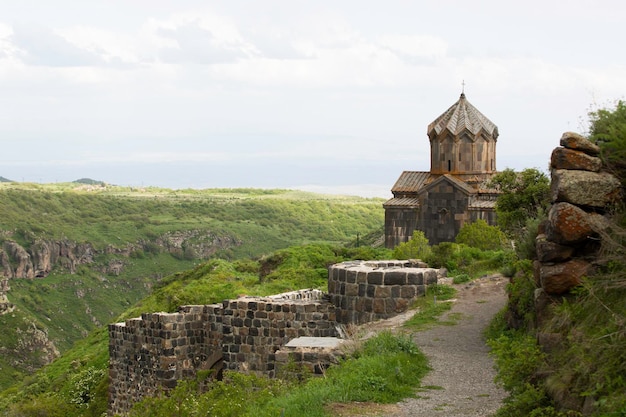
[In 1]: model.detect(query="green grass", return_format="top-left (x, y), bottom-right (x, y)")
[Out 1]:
top-left (0, 184), bottom-right (384, 391)
top-left (125, 332), bottom-right (430, 417)
top-left (0, 243), bottom-right (394, 416)
top-left (403, 285), bottom-right (457, 330)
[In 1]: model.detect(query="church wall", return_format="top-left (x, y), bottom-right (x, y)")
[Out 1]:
top-left (468, 208), bottom-right (497, 225)
top-left (384, 207), bottom-right (419, 248)
top-left (418, 184), bottom-right (470, 245)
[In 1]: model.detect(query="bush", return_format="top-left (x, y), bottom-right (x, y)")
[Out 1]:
top-left (452, 273), bottom-right (470, 284)
top-left (455, 219), bottom-right (507, 251)
top-left (392, 230), bottom-right (431, 260)
top-left (588, 100), bottom-right (626, 188)
top-left (426, 242), bottom-right (513, 278)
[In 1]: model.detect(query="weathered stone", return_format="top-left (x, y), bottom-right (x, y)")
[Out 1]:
top-left (535, 234), bottom-right (575, 262)
top-left (546, 202), bottom-right (596, 245)
top-left (539, 259), bottom-right (590, 295)
top-left (550, 147), bottom-right (602, 172)
top-left (551, 169), bottom-right (621, 207)
top-left (559, 131), bottom-right (600, 156)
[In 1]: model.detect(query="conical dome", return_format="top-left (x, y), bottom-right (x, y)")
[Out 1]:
top-left (427, 93), bottom-right (498, 174)
top-left (427, 93), bottom-right (498, 139)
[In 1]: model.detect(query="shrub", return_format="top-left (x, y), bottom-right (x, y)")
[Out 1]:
top-left (455, 219), bottom-right (507, 251)
top-left (392, 230), bottom-right (431, 260)
top-left (588, 100), bottom-right (626, 188)
top-left (426, 242), bottom-right (513, 278)
top-left (453, 273), bottom-right (470, 284)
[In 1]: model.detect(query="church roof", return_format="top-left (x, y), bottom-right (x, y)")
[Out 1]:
top-left (390, 171), bottom-right (431, 194)
top-left (427, 93), bottom-right (498, 139)
top-left (382, 197), bottom-right (420, 208)
top-left (420, 174), bottom-right (475, 195)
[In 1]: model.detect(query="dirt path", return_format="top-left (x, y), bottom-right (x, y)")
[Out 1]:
top-left (389, 274), bottom-right (509, 416)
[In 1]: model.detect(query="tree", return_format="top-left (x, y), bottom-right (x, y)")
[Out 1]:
top-left (488, 168), bottom-right (550, 236)
top-left (455, 219), bottom-right (507, 251)
top-left (392, 230), bottom-right (431, 260)
top-left (588, 100), bottom-right (626, 188)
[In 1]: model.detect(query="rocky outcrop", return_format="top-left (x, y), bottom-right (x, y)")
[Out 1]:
top-left (534, 132), bottom-right (622, 296)
top-left (0, 278), bottom-right (14, 315)
top-left (0, 239), bottom-right (95, 279)
top-left (14, 322), bottom-right (60, 371)
top-left (0, 230), bottom-right (241, 280)
top-left (155, 230), bottom-right (241, 259)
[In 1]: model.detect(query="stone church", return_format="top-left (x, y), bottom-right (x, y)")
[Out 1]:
top-left (384, 92), bottom-right (501, 247)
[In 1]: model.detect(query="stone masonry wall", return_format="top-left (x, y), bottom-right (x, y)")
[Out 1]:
top-left (222, 289), bottom-right (337, 377)
top-left (328, 260), bottom-right (438, 324)
top-left (108, 304), bottom-right (223, 415)
top-left (109, 265), bottom-right (439, 415)
top-left (534, 132), bottom-right (621, 299)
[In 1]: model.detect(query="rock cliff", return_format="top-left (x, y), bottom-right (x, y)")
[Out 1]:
top-left (0, 239), bottom-right (95, 279)
top-left (0, 229), bottom-right (241, 280)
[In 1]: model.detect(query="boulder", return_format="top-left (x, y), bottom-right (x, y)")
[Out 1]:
top-left (551, 169), bottom-right (621, 207)
top-left (547, 202), bottom-right (597, 245)
top-left (535, 234), bottom-right (575, 262)
top-left (3, 241), bottom-right (35, 278)
top-left (539, 259), bottom-right (591, 295)
top-left (0, 250), bottom-right (14, 278)
top-left (550, 147), bottom-right (602, 172)
top-left (559, 131), bottom-right (600, 156)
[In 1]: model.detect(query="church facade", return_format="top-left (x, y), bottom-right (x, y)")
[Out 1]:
top-left (384, 93), bottom-right (501, 247)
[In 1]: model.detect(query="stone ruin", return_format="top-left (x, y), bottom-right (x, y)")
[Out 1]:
top-left (108, 260), bottom-right (439, 415)
top-left (534, 132), bottom-right (621, 308)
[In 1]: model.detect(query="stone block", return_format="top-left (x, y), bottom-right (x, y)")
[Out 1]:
top-left (384, 271), bottom-right (407, 285)
top-left (535, 234), bottom-right (574, 262)
top-left (400, 286), bottom-right (416, 298)
top-left (368, 271), bottom-right (383, 285)
top-left (547, 202), bottom-right (597, 245)
top-left (551, 169), bottom-right (621, 207)
top-left (373, 298), bottom-right (386, 314)
top-left (345, 283), bottom-right (359, 297)
top-left (374, 286), bottom-right (391, 298)
top-left (346, 270), bottom-right (358, 284)
top-left (550, 147), bottom-right (602, 172)
top-left (424, 270), bottom-right (438, 284)
top-left (358, 284), bottom-right (366, 297)
top-left (394, 298), bottom-right (409, 313)
top-left (391, 286), bottom-right (401, 298)
top-left (559, 131), bottom-right (600, 156)
top-left (539, 259), bottom-right (591, 295)
top-left (407, 271), bottom-right (424, 285)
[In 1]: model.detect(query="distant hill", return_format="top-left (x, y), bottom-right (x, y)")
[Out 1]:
top-left (72, 178), bottom-right (105, 186)
top-left (0, 184), bottom-right (385, 394)
top-left (0, 176), bottom-right (13, 182)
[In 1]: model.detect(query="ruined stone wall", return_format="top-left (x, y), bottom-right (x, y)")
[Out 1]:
top-left (108, 290), bottom-right (337, 415)
top-left (534, 132), bottom-right (621, 298)
top-left (222, 289), bottom-right (337, 377)
top-left (108, 304), bottom-right (223, 415)
top-left (328, 260), bottom-right (438, 324)
top-left (109, 266), bottom-right (438, 415)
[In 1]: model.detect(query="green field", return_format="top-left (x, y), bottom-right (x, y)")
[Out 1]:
top-left (0, 182), bottom-right (385, 391)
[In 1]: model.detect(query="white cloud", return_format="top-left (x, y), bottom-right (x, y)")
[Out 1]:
top-left (377, 34), bottom-right (448, 62)
top-left (9, 23), bottom-right (104, 67)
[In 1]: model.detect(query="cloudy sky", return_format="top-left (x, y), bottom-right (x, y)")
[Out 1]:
top-left (0, 1), bottom-right (624, 197)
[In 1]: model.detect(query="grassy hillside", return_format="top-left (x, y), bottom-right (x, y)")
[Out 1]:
top-left (0, 183), bottom-right (385, 390)
top-left (0, 243), bottom-right (392, 416)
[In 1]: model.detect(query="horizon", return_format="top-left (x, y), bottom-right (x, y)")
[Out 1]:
top-left (1, 1), bottom-right (624, 198)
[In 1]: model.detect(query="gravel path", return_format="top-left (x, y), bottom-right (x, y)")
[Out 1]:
top-left (389, 275), bottom-right (509, 417)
